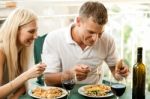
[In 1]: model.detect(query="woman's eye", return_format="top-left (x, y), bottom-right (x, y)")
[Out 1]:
top-left (29, 30), bottom-right (36, 34)
top-left (29, 31), bottom-right (34, 34)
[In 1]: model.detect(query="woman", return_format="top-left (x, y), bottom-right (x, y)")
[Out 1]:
top-left (0, 8), bottom-right (46, 98)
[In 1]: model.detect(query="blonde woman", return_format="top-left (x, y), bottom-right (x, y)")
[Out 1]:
top-left (0, 8), bottom-right (46, 98)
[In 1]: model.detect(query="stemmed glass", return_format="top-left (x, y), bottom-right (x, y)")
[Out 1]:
top-left (61, 70), bottom-right (76, 99)
top-left (40, 53), bottom-right (47, 86)
top-left (110, 74), bottom-right (126, 99)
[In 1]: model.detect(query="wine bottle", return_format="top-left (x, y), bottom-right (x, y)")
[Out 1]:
top-left (132, 47), bottom-right (146, 99)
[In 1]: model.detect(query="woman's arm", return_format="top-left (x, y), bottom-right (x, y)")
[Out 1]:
top-left (10, 85), bottom-right (26, 99)
top-left (0, 62), bottom-right (46, 98)
top-left (0, 63), bottom-right (46, 98)
top-left (0, 49), bottom-right (26, 98)
top-left (0, 73), bottom-right (28, 98)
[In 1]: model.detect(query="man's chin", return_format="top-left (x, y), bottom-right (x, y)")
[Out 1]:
top-left (86, 43), bottom-right (94, 46)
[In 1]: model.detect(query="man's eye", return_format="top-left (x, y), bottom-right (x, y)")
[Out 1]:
top-left (98, 32), bottom-right (103, 37)
top-left (88, 31), bottom-right (95, 34)
top-left (90, 32), bottom-right (95, 34)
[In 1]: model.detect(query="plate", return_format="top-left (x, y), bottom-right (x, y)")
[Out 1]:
top-left (78, 84), bottom-right (114, 98)
top-left (28, 86), bottom-right (68, 99)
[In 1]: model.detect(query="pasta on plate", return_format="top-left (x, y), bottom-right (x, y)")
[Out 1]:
top-left (83, 84), bottom-right (111, 97)
top-left (31, 87), bottom-right (65, 98)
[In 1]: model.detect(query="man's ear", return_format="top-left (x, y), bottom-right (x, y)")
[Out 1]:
top-left (75, 16), bottom-right (81, 27)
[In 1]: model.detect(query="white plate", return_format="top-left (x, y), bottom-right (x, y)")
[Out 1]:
top-left (78, 85), bottom-right (114, 98)
top-left (28, 86), bottom-right (68, 99)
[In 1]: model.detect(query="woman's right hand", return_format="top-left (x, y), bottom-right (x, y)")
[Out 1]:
top-left (25, 63), bottom-right (46, 79)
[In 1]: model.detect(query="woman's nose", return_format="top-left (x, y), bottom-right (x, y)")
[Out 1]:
top-left (33, 33), bottom-right (38, 39)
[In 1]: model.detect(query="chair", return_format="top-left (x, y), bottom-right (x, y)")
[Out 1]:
top-left (34, 34), bottom-right (47, 85)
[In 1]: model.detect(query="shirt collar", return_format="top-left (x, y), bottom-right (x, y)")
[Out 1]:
top-left (65, 23), bottom-right (76, 44)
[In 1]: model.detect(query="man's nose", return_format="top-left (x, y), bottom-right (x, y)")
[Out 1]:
top-left (92, 34), bottom-right (98, 41)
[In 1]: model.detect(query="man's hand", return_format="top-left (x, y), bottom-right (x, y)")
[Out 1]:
top-left (115, 59), bottom-right (129, 80)
top-left (74, 64), bottom-right (90, 81)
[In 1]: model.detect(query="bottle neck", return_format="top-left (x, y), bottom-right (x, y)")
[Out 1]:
top-left (137, 54), bottom-right (142, 63)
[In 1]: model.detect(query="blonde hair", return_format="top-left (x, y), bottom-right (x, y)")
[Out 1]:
top-left (0, 8), bottom-right (37, 81)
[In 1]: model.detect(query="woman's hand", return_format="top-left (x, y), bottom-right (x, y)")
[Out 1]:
top-left (25, 63), bottom-right (46, 79)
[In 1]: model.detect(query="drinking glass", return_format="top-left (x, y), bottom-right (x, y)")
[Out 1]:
top-left (110, 75), bottom-right (126, 99)
top-left (61, 70), bottom-right (76, 99)
top-left (40, 53), bottom-right (47, 86)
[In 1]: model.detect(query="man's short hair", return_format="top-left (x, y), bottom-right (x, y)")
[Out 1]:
top-left (79, 1), bottom-right (108, 25)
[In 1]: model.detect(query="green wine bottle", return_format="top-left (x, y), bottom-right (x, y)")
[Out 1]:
top-left (132, 47), bottom-right (146, 99)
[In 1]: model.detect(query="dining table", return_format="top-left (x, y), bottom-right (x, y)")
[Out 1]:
top-left (19, 80), bottom-right (150, 99)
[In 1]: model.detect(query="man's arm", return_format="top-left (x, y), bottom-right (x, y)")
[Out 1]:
top-left (109, 66), bottom-right (116, 78)
top-left (109, 60), bottom-right (129, 81)
top-left (44, 64), bottom-right (91, 86)
top-left (109, 66), bottom-right (124, 80)
top-left (44, 73), bottom-right (62, 86)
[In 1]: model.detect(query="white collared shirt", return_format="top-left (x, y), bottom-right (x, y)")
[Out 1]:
top-left (42, 24), bottom-right (118, 84)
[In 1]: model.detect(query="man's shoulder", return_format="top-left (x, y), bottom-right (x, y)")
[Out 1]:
top-left (45, 27), bottom-right (68, 43)
top-left (101, 32), bottom-right (114, 41)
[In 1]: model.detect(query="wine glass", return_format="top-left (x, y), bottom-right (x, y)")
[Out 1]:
top-left (61, 70), bottom-right (76, 99)
top-left (40, 53), bottom-right (47, 86)
top-left (110, 75), bottom-right (126, 99)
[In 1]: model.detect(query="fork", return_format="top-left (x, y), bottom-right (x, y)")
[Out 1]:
top-left (95, 64), bottom-right (102, 84)
top-left (91, 64), bottom-right (101, 75)
top-left (40, 54), bottom-right (47, 86)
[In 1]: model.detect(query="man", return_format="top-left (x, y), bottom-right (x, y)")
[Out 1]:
top-left (42, 1), bottom-right (129, 85)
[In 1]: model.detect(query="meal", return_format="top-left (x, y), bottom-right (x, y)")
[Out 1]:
top-left (32, 87), bottom-right (63, 98)
top-left (83, 84), bottom-right (111, 96)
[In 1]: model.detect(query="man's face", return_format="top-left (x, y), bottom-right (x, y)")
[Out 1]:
top-left (77, 17), bottom-right (104, 46)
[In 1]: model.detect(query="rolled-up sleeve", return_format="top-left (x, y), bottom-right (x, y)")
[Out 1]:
top-left (105, 36), bottom-right (118, 67)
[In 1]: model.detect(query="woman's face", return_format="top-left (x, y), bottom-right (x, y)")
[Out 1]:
top-left (17, 20), bottom-right (38, 47)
